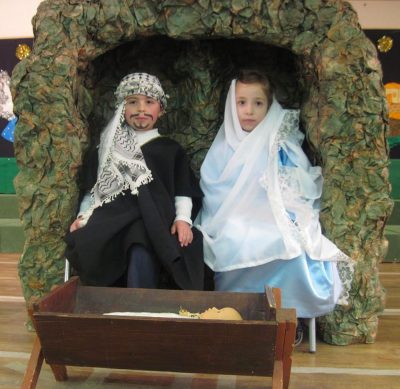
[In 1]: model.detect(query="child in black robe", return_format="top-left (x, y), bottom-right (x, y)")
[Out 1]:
top-left (65, 72), bottom-right (210, 290)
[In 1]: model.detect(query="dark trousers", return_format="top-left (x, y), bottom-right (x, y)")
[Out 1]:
top-left (126, 245), bottom-right (161, 288)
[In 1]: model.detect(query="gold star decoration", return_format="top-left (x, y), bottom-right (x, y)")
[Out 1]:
top-left (15, 44), bottom-right (31, 60)
top-left (377, 35), bottom-right (393, 53)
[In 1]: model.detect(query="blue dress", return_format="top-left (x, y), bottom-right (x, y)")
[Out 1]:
top-left (196, 95), bottom-right (351, 319)
top-left (215, 253), bottom-right (340, 318)
top-left (213, 149), bottom-right (342, 318)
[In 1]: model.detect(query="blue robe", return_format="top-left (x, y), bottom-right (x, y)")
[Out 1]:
top-left (213, 149), bottom-right (342, 318)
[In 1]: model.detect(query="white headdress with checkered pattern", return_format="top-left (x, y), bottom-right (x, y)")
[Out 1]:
top-left (80, 73), bottom-right (167, 223)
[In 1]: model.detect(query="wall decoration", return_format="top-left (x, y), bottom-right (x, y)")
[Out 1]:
top-left (364, 30), bottom-right (400, 158)
top-left (364, 30), bottom-right (399, 84)
top-left (0, 70), bottom-right (16, 142)
top-left (15, 43), bottom-right (32, 60)
top-left (385, 82), bottom-right (400, 161)
top-left (0, 38), bottom-right (33, 157)
top-left (377, 35), bottom-right (393, 53)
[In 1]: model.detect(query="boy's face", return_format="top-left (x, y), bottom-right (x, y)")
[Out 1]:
top-left (124, 94), bottom-right (163, 131)
top-left (235, 81), bottom-right (269, 132)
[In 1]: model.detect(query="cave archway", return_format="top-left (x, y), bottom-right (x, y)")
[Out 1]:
top-left (12, 0), bottom-right (391, 344)
top-left (83, 37), bottom-right (302, 168)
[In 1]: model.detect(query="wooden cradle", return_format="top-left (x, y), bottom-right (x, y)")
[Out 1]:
top-left (22, 277), bottom-right (296, 389)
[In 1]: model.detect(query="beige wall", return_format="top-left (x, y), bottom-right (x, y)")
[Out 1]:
top-left (351, 0), bottom-right (400, 29)
top-left (0, 0), bottom-right (398, 39)
top-left (0, 0), bottom-right (42, 38)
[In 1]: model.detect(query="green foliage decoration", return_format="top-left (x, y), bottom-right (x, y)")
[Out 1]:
top-left (11, 0), bottom-right (392, 344)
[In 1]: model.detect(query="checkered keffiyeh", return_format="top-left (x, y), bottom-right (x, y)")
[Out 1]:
top-left (115, 72), bottom-right (168, 109)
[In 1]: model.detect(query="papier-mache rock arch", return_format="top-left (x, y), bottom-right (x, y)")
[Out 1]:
top-left (11, 0), bottom-right (392, 345)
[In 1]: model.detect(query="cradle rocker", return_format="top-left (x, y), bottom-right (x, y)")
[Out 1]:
top-left (21, 277), bottom-right (296, 389)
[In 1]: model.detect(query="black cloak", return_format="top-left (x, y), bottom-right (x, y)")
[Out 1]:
top-left (64, 136), bottom-right (212, 290)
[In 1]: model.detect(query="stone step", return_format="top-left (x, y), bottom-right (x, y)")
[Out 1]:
top-left (389, 159), bottom-right (400, 199)
top-left (0, 194), bottom-right (19, 219)
top-left (385, 225), bottom-right (400, 263)
top-left (388, 200), bottom-right (400, 225)
top-left (0, 218), bottom-right (24, 253)
top-left (0, 157), bottom-right (18, 194)
top-left (0, 194), bottom-right (23, 252)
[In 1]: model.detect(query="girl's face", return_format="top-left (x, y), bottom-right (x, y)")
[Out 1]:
top-left (124, 94), bottom-right (163, 131)
top-left (235, 81), bottom-right (269, 132)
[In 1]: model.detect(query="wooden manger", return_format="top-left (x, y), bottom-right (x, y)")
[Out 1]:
top-left (21, 277), bottom-right (296, 389)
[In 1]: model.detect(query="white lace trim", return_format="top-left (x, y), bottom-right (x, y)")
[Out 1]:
top-left (336, 259), bottom-right (355, 305)
top-left (0, 70), bottom-right (15, 120)
top-left (269, 110), bottom-right (354, 306)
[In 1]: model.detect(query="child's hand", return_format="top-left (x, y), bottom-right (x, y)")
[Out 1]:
top-left (69, 217), bottom-right (82, 232)
top-left (171, 220), bottom-right (193, 247)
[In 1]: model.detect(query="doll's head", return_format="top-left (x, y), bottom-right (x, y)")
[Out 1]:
top-left (115, 72), bottom-right (168, 132)
top-left (199, 307), bottom-right (243, 320)
top-left (235, 69), bottom-right (273, 132)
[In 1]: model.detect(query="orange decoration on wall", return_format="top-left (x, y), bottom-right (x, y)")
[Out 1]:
top-left (385, 82), bottom-right (400, 120)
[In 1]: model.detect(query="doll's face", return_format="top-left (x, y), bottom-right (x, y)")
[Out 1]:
top-left (235, 81), bottom-right (269, 132)
top-left (200, 307), bottom-right (243, 320)
top-left (124, 94), bottom-right (163, 132)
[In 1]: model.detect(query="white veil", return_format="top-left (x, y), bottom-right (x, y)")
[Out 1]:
top-left (196, 80), bottom-right (350, 272)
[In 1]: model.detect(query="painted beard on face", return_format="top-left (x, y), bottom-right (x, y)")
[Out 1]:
top-left (129, 113), bottom-right (154, 130)
top-left (124, 95), bottom-right (163, 132)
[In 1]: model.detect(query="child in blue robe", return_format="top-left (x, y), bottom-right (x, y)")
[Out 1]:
top-left (195, 69), bottom-right (353, 321)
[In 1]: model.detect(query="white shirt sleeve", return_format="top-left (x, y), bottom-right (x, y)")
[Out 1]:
top-left (174, 196), bottom-right (193, 225)
top-left (78, 192), bottom-right (92, 217)
top-left (74, 192), bottom-right (93, 228)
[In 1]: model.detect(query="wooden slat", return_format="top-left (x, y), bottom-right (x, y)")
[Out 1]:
top-left (20, 336), bottom-right (44, 389)
top-left (272, 360), bottom-right (283, 389)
